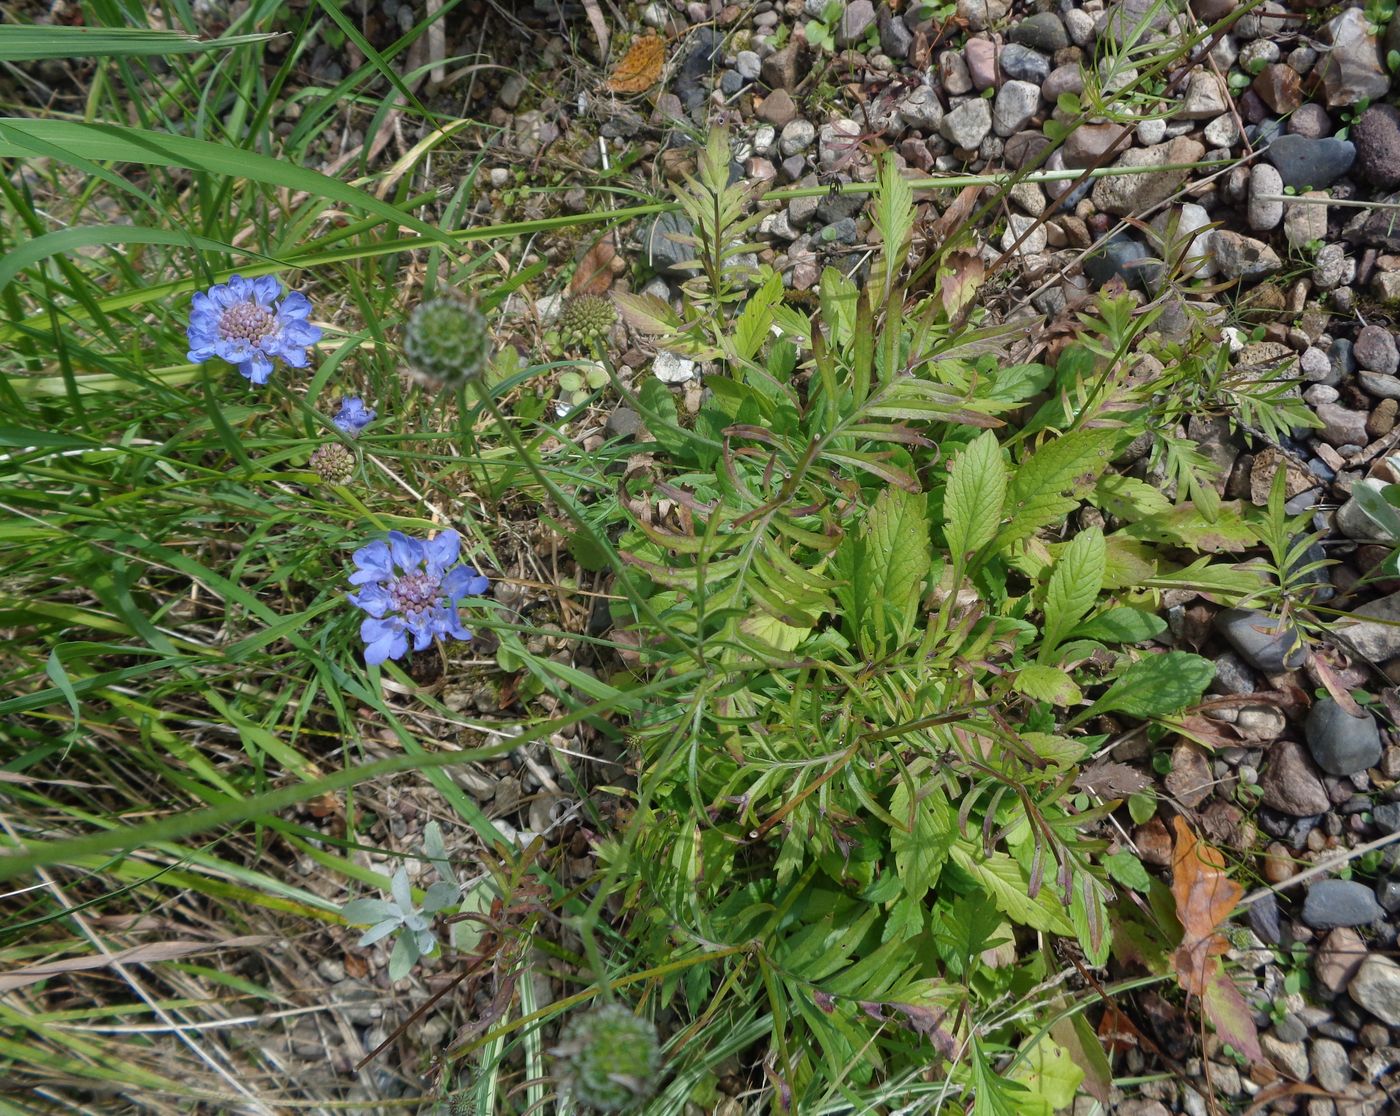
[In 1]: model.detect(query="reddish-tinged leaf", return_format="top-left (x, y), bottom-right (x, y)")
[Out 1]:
top-left (1310, 654), bottom-right (1365, 717)
top-left (1203, 966), bottom-right (1262, 1061)
top-left (570, 232), bottom-right (617, 296)
top-left (1169, 817), bottom-right (1259, 1058)
top-left (939, 249), bottom-right (984, 321)
top-left (1096, 1005), bottom-right (1140, 1054)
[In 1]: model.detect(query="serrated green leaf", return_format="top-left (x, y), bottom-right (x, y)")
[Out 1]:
top-left (1040, 526), bottom-right (1105, 662)
top-left (997, 429), bottom-right (1121, 550)
top-left (1123, 501), bottom-right (1260, 553)
top-left (1070, 651), bottom-right (1215, 727)
top-left (874, 151), bottom-right (913, 298)
top-left (1014, 662), bottom-right (1083, 707)
top-left (1104, 850), bottom-right (1152, 893)
top-left (890, 781), bottom-right (954, 901)
top-left (838, 485), bottom-right (931, 655)
top-left (950, 846), bottom-right (1074, 934)
top-left (945, 429), bottom-right (1006, 569)
top-left (1022, 731), bottom-right (1090, 769)
top-left (972, 1039), bottom-right (1036, 1116)
top-left (733, 270), bottom-right (785, 362)
top-left (1068, 607), bottom-right (1166, 645)
top-left (1093, 472), bottom-right (1174, 520)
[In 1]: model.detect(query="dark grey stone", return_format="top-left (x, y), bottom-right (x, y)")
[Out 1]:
top-left (1216, 608), bottom-right (1307, 672)
top-left (1302, 879), bottom-right (1385, 929)
top-left (1330, 338), bottom-right (1356, 384)
top-left (1249, 891), bottom-right (1282, 944)
top-left (1374, 801), bottom-right (1400, 831)
top-left (878, 6), bottom-right (914, 58)
top-left (1306, 699), bottom-right (1383, 776)
top-left (1010, 12), bottom-right (1069, 52)
top-left (998, 42), bottom-right (1052, 83)
top-left (644, 211), bottom-right (696, 277)
top-left (1083, 234), bottom-right (1161, 292)
top-left (1353, 103), bottom-right (1400, 189)
top-left (1378, 878), bottom-right (1400, 913)
top-left (1210, 650), bottom-right (1260, 696)
top-left (1264, 134), bottom-right (1357, 189)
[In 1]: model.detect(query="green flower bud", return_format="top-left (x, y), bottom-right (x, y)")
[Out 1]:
top-left (554, 1004), bottom-right (661, 1112)
top-left (558, 294), bottom-right (617, 347)
top-left (310, 442), bottom-right (355, 484)
top-left (404, 298), bottom-right (489, 385)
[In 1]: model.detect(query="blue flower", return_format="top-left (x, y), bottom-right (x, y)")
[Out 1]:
top-left (347, 529), bottom-right (489, 665)
top-left (332, 397), bottom-right (376, 436)
top-left (186, 274), bottom-right (323, 385)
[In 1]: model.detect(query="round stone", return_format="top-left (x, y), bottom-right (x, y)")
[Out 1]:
top-left (1355, 324), bottom-right (1400, 374)
top-left (1302, 879), bottom-right (1386, 929)
top-left (1215, 608), bottom-right (1307, 672)
top-left (1354, 103), bottom-right (1400, 189)
top-left (1305, 698), bottom-right (1383, 776)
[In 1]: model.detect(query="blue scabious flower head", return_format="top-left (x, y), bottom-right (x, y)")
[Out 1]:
top-left (332, 397), bottom-right (376, 436)
top-left (347, 529), bottom-right (489, 666)
top-left (186, 274), bottom-right (323, 385)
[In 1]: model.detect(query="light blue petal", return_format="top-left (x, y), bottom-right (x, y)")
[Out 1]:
top-left (351, 540), bottom-right (391, 577)
top-left (252, 275), bottom-right (282, 305)
top-left (279, 290), bottom-right (313, 318)
top-left (387, 531), bottom-right (422, 572)
top-left (347, 585), bottom-right (390, 617)
top-left (424, 530), bottom-right (459, 572)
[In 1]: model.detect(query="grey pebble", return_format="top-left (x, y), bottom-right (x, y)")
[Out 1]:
top-left (1303, 878), bottom-right (1385, 929)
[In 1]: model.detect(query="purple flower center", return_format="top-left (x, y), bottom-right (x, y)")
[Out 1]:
top-left (390, 570), bottom-right (443, 624)
top-left (219, 302), bottom-right (278, 344)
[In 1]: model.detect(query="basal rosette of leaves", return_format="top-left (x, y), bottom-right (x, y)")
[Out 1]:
top-left (597, 143), bottom-right (1268, 1109)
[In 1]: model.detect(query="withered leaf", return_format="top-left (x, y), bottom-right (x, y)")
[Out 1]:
top-left (569, 232), bottom-right (617, 296)
top-left (1074, 760), bottom-right (1151, 799)
top-left (605, 35), bottom-right (664, 94)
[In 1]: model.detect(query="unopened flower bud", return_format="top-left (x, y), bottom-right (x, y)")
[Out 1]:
top-left (554, 1004), bottom-right (661, 1112)
top-left (311, 442), bottom-right (355, 483)
top-left (404, 298), bottom-right (489, 386)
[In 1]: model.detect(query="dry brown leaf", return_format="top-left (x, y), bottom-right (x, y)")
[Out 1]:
top-left (1074, 760), bottom-right (1151, 799)
top-left (1310, 653), bottom-right (1365, 717)
top-left (1169, 817), bottom-right (1261, 1061)
top-left (1170, 816), bottom-right (1240, 992)
top-left (605, 35), bottom-right (664, 94)
top-left (569, 232), bottom-right (617, 296)
top-left (927, 184), bottom-right (983, 246)
top-left (939, 249), bottom-right (984, 322)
